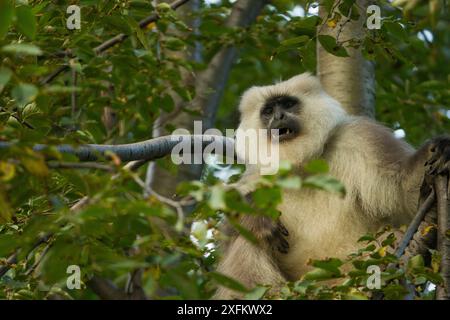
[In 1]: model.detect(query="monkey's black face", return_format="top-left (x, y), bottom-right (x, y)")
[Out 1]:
top-left (260, 95), bottom-right (301, 142)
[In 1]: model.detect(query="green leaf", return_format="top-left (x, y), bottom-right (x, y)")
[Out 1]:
top-left (0, 234), bottom-right (17, 256)
top-left (312, 258), bottom-right (343, 275)
top-left (12, 83), bottom-right (39, 108)
top-left (244, 286), bottom-right (268, 300)
top-left (0, 0), bottom-right (14, 39)
top-left (343, 292), bottom-right (368, 300)
top-left (357, 234), bottom-right (376, 242)
top-left (303, 267), bottom-right (338, 281)
top-left (2, 43), bottom-right (42, 55)
top-left (208, 185), bottom-right (226, 210)
top-left (228, 219), bottom-right (258, 245)
top-left (276, 176), bottom-right (301, 189)
top-left (252, 187), bottom-right (282, 208)
top-left (304, 159), bottom-right (329, 174)
top-left (384, 21), bottom-right (407, 41)
top-left (16, 5), bottom-right (37, 39)
top-left (0, 191), bottom-right (13, 223)
top-left (381, 233), bottom-right (396, 247)
top-left (0, 67), bottom-right (13, 93)
top-left (303, 174), bottom-right (346, 195)
top-left (318, 34), bottom-right (349, 57)
top-left (191, 221), bottom-right (209, 248)
top-left (338, 0), bottom-right (356, 17)
top-left (293, 280), bottom-right (314, 294)
top-left (280, 35), bottom-right (309, 47)
top-left (209, 272), bottom-right (250, 293)
top-left (407, 254), bottom-right (424, 271)
top-left (165, 37), bottom-right (186, 51)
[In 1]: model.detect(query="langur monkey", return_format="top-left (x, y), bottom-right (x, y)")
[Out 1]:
top-left (214, 73), bottom-right (450, 299)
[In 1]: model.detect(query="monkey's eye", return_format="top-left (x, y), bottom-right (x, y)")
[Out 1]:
top-left (262, 106), bottom-right (273, 116)
top-left (283, 98), bottom-right (298, 109)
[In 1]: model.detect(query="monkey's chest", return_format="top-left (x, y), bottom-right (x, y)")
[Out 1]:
top-left (275, 189), bottom-right (371, 280)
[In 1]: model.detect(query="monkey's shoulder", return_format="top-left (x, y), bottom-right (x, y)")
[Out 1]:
top-left (324, 116), bottom-right (415, 165)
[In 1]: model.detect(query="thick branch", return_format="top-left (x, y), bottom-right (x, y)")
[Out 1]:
top-left (0, 135), bottom-right (235, 162)
top-left (317, 0), bottom-right (375, 117)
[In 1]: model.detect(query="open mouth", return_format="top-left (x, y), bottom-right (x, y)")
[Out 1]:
top-left (271, 126), bottom-right (298, 141)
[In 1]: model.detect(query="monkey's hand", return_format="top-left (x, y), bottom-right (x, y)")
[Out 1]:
top-left (420, 136), bottom-right (450, 197)
top-left (424, 136), bottom-right (450, 179)
top-left (240, 215), bottom-right (289, 254)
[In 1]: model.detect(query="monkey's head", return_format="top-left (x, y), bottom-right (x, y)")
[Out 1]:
top-left (236, 73), bottom-right (348, 169)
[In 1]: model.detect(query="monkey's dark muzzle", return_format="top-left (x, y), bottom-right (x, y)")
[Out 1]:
top-left (269, 119), bottom-right (300, 142)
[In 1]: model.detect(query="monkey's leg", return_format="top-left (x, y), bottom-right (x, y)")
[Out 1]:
top-left (213, 235), bottom-right (287, 299)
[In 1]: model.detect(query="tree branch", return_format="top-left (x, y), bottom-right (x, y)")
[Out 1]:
top-left (88, 276), bottom-right (129, 300)
top-left (0, 134), bottom-right (235, 162)
top-left (395, 191), bottom-right (435, 258)
top-left (47, 161), bottom-right (114, 171)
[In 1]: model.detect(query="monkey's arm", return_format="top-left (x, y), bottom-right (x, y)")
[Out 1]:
top-left (328, 118), bottom-right (450, 220)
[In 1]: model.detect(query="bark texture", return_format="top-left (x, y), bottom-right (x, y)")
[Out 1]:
top-left (317, 0), bottom-right (375, 117)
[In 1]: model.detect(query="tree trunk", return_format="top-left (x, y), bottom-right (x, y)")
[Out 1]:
top-left (317, 0), bottom-right (375, 117)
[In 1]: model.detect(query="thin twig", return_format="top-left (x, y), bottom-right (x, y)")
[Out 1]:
top-left (131, 173), bottom-right (185, 232)
top-left (335, 6), bottom-right (352, 45)
top-left (24, 242), bottom-right (52, 276)
top-left (0, 252), bottom-right (18, 277)
top-left (372, 190), bottom-right (436, 300)
top-left (40, 65), bottom-right (69, 85)
top-left (47, 161), bottom-right (114, 172)
top-left (88, 276), bottom-right (129, 300)
top-left (394, 190), bottom-right (436, 258)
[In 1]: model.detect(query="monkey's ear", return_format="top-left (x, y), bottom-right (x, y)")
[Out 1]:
top-left (285, 72), bottom-right (322, 96)
top-left (238, 86), bottom-right (263, 114)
